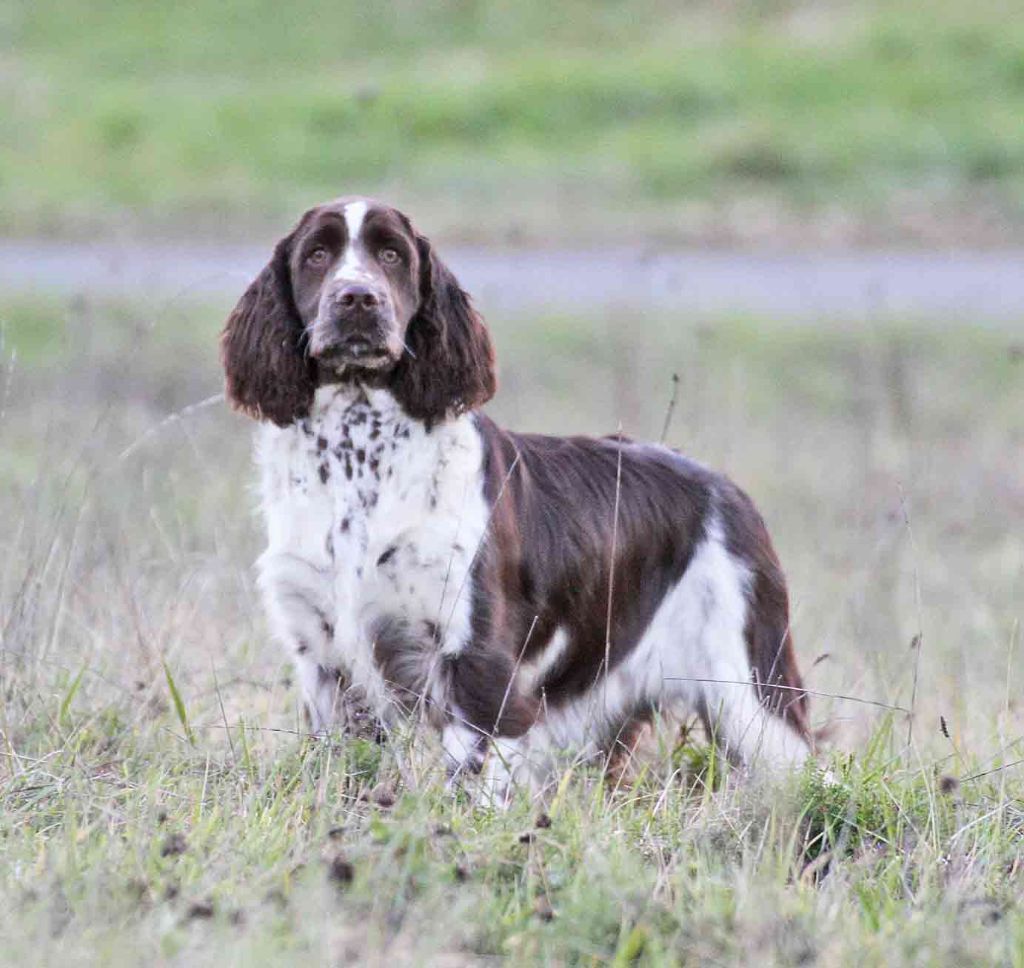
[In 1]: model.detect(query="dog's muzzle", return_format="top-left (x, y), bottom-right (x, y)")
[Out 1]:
top-left (311, 284), bottom-right (397, 370)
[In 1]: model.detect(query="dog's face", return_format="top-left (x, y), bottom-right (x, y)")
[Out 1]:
top-left (291, 198), bottom-right (423, 373)
top-left (220, 195), bottom-right (496, 427)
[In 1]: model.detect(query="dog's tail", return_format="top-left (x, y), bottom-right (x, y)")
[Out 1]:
top-left (746, 556), bottom-right (813, 744)
top-left (719, 481), bottom-right (813, 746)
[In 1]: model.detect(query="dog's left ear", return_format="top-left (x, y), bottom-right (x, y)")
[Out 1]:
top-left (220, 229), bottom-right (315, 427)
top-left (389, 234), bottom-right (496, 425)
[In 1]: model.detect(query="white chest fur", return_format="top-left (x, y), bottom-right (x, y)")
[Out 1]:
top-left (254, 385), bottom-right (489, 727)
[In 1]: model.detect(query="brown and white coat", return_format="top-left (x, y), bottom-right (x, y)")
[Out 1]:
top-left (221, 197), bottom-right (811, 798)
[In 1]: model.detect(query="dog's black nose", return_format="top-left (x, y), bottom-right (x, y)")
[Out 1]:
top-left (337, 284), bottom-right (382, 311)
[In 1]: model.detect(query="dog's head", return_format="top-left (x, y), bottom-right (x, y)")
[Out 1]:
top-left (221, 196), bottom-right (496, 426)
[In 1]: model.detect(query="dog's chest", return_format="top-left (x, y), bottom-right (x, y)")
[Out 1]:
top-left (257, 386), bottom-right (488, 683)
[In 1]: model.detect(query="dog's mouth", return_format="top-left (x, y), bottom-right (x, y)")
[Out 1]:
top-left (314, 338), bottom-right (396, 372)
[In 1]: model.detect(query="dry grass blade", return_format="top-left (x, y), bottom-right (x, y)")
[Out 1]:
top-left (163, 660), bottom-right (195, 747)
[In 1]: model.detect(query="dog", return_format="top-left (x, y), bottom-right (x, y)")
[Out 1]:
top-left (220, 196), bottom-right (812, 797)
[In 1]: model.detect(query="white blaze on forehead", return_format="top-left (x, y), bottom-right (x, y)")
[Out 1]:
top-left (343, 200), bottom-right (368, 239)
top-left (333, 200), bottom-right (373, 284)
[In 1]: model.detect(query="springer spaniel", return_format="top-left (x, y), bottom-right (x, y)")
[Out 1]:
top-left (221, 196), bottom-right (811, 796)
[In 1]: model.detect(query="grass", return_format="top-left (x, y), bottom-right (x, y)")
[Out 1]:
top-left (3, 720), bottom-right (1022, 965)
top-left (1, 292), bottom-right (1023, 963)
top-left (4, 0), bottom-right (1024, 244)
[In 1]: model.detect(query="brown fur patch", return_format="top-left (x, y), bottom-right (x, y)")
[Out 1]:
top-left (220, 228), bottom-right (316, 427)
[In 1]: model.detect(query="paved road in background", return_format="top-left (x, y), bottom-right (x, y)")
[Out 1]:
top-left (2, 240), bottom-right (1023, 323)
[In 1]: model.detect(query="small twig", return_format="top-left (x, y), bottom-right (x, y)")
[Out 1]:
top-left (210, 660), bottom-right (238, 767)
top-left (192, 722), bottom-right (316, 738)
top-left (658, 372), bottom-right (680, 444)
top-left (662, 676), bottom-right (909, 713)
top-left (898, 484), bottom-right (925, 747)
top-left (604, 426), bottom-right (624, 714)
top-left (0, 323), bottom-right (16, 428)
top-left (949, 802), bottom-right (1011, 846)
top-left (117, 392), bottom-right (225, 463)
top-left (492, 615), bottom-right (539, 735)
top-left (961, 756), bottom-right (1024, 784)
top-left (1004, 620), bottom-right (1019, 734)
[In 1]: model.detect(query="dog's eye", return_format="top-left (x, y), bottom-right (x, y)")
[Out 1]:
top-left (305, 246), bottom-right (330, 268)
top-left (379, 248), bottom-right (401, 265)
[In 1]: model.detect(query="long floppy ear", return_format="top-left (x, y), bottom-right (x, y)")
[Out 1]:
top-left (220, 234), bottom-right (315, 426)
top-left (389, 234), bottom-right (496, 425)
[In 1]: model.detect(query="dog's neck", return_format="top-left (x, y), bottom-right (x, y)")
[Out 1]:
top-left (267, 384), bottom-right (473, 512)
top-left (309, 382), bottom-right (402, 422)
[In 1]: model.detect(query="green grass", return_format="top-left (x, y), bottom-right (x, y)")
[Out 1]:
top-left (4, 0), bottom-right (1024, 243)
top-left (1, 295), bottom-right (1023, 963)
top-left (3, 718), bottom-right (1022, 965)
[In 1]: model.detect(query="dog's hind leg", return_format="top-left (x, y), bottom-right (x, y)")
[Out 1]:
top-left (653, 516), bottom-right (811, 771)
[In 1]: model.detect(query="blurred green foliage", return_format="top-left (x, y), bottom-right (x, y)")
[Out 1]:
top-left (3, 0), bottom-right (1023, 241)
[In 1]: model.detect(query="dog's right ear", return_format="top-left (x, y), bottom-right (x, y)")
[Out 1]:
top-left (220, 233), bottom-right (315, 427)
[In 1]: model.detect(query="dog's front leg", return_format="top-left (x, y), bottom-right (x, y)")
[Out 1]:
top-left (258, 550), bottom-right (354, 734)
top-left (440, 712), bottom-right (515, 808)
top-left (440, 709), bottom-right (487, 781)
top-left (440, 646), bottom-right (543, 805)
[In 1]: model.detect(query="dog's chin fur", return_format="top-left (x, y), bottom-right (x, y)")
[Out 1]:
top-left (314, 354), bottom-right (400, 382)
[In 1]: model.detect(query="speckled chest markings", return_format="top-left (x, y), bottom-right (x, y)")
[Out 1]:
top-left (299, 388), bottom-right (411, 560)
top-left (256, 384), bottom-right (490, 719)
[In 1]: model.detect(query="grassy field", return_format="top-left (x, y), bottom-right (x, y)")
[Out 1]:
top-left (4, 0), bottom-right (1024, 245)
top-left (1, 289), bottom-right (1022, 964)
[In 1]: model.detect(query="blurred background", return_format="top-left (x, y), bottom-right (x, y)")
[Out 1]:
top-left (1, 0), bottom-right (1022, 761)
top-left (3, 0), bottom-right (1024, 245)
